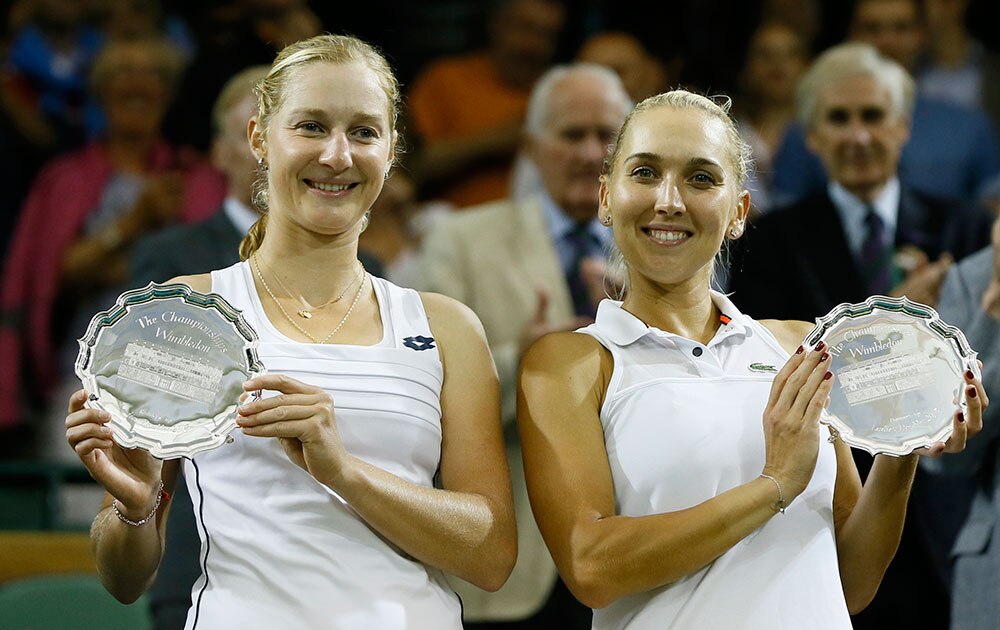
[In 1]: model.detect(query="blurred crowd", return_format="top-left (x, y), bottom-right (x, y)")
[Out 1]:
top-left (2, 0), bottom-right (1000, 628)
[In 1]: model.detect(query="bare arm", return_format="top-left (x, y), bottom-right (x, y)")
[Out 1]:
top-left (236, 293), bottom-right (516, 590)
top-left (66, 389), bottom-right (182, 603)
top-left (518, 331), bottom-right (834, 608)
top-left (71, 273), bottom-right (209, 601)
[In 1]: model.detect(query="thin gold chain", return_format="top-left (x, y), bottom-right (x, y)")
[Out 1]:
top-left (252, 253), bottom-right (367, 344)
top-left (257, 255), bottom-right (363, 318)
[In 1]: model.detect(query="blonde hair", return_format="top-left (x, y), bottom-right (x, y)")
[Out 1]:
top-left (601, 89), bottom-right (753, 298)
top-left (240, 34), bottom-right (402, 260)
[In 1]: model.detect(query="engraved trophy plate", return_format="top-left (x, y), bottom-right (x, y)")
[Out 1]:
top-left (75, 283), bottom-right (264, 459)
top-left (805, 296), bottom-right (980, 456)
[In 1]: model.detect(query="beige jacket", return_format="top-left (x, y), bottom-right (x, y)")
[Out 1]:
top-left (418, 195), bottom-right (574, 620)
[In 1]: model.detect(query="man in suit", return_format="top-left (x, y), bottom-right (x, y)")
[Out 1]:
top-left (925, 215), bottom-right (1000, 630)
top-left (731, 42), bottom-right (993, 322)
top-left (731, 42), bottom-right (993, 630)
top-left (419, 63), bottom-right (631, 628)
top-left (771, 0), bottom-right (1000, 206)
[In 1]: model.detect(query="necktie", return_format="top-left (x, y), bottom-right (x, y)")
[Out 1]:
top-left (859, 206), bottom-right (892, 296)
top-left (565, 224), bottom-right (598, 317)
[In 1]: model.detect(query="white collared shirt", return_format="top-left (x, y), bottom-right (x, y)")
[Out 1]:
top-left (578, 295), bottom-right (849, 630)
top-left (828, 177), bottom-right (901, 258)
top-left (222, 196), bottom-right (260, 237)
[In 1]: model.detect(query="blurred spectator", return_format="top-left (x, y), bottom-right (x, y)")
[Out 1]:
top-left (759, 0), bottom-right (821, 50)
top-left (923, 213), bottom-right (1000, 630)
top-left (772, 0), bottom-right (1000, 204)
top-left (731, 43), bottom-right (994, 629)
top-left (420, 63), bottom-right (631, 629)
top-left (575, 31), bottom-right (671, 103)
top-left (732, 42), bottom-right (992, 320)
top-left (735, 20), bottom-right (810, 215)
top-left (96, 0), bottom-right (197, 61)
top-left (407, 0), bottom-right (565, 209)
top-left (162, 0), bottom-right (321, 152)
top-left (0, 37), bottom-right (225, 445)
top-left (918, 0), bottom-right (1000, 132)
top-left (358, 173), bottom-right (427, 288)
top-left (2, 0), bottom-right (103, 152)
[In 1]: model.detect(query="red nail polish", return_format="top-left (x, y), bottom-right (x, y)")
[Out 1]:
top-left (965, 370), bottom-right (975, 380)
top-left (968, 387), bottom-right (977, 398)
top-left (820, 352), bottom-right (829, 362)
top-left (957, 411), bottom-right (965, 423)
top-left (815, 341), bottom-right (826, 351)
top-left (796, 345), bottom-right (804, 355)
top-left (824, 371), bottom-right (833, 380)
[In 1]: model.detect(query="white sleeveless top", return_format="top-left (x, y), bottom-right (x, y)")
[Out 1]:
top-left (181, 261), bottom-right (462, 630)
top-left (578, 294), bottom-right (851, 630)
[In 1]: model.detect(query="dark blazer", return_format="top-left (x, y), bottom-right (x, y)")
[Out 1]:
top-left (730, 187), bottom-right (994, 322)
top-left (131, 208), bottom-right (244, 285)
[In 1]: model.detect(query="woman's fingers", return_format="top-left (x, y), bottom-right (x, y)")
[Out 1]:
top-left (238, 393), bottom-right (326, 417)
top-left (67, 389), bottom-right (89, 413)
top-left (243, 374), bottom-right (320, 396)
top-left (774, 343), bottom-right (829, 413)
top-left (72, 436), bottom-right (116, 456)
top-left (767, 344), bottom-right (807, 408)
top-left (237, 404), bottom-right (318, 429)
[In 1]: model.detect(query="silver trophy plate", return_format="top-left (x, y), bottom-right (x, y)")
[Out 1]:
top-left (75, 282), bottom-right (264, 459)
top-left (805, 296), bottom-right (980, 456)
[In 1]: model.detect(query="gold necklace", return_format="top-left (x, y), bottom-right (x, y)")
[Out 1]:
top-left (252, 254), bottom-right (368, 344)
top-left (257, 255), bottom-right (364, 319)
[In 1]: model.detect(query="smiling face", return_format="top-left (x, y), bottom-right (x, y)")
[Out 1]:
top-left (250, 60), bottom-right (395, 237)
top-left (600, 106), bottom-right (749, 291)
top-left (806, 72), bottom-right (909, 202)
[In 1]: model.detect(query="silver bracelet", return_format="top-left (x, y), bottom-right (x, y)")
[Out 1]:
top-left (759, 474), bottom-right (786, 515)
top-left (111, 481), bottom-right (164, 527)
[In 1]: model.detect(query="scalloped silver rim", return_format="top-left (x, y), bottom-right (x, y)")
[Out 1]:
top-left (75, 282), bottom-right (265, 459)
top-left (806, 294), bottom-right (980, 457)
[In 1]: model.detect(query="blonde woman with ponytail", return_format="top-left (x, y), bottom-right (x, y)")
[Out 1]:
top-left (518, 90), bottom-right (987, 629)
top-left (65, 34), bottom-right (515, 629)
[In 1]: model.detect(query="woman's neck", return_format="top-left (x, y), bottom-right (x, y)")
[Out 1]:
top-left (622, 272), bottom-right (720, 345)
top-left (254, 223), bottom-right (364, 305)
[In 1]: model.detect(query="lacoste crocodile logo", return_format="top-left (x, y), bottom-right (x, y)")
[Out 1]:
top-left (749, 362), bottom-right (778, 373)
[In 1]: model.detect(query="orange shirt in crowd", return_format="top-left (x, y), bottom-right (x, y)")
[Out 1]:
top-left (408, 52), bottom-right (530, 208)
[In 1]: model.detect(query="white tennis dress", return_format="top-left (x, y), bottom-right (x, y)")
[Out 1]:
top-left (578, 293), bottom-right (851, 630)
top-left (181, 261), bottom-right (462, 630)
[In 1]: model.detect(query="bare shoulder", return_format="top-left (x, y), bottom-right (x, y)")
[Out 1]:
top-left (521, 330), bottom-right (610, 390)
top-left (167, 273), bottom-right (212, 293)
top-left (759, 319), bottom-right (815, 355)
top-left (419, 291), bottom-right (485, 339)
